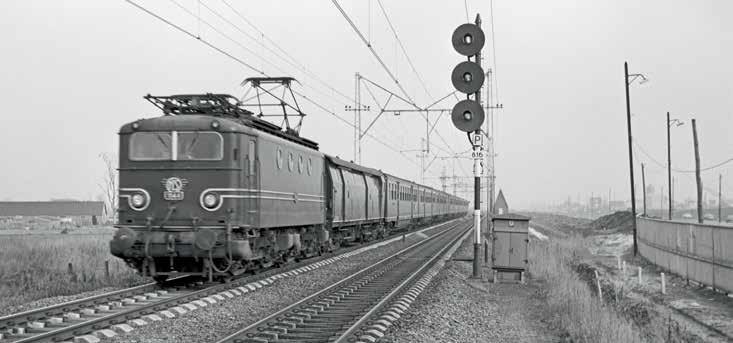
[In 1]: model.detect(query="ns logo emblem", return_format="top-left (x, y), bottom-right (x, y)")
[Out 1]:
top-left (162, 177), bottom-right (188, 201)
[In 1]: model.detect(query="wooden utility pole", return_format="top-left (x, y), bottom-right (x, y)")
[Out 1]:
top-left (692, 119), bottom-right (703, 224)
top-left (624, 62), bottom-right (638, 256)
top-left (719, 174), bottom-right (723, 222)
top-left (641, 163), bottom-right (647, 216)
top-left (666, 112), bottom-right (673, 220)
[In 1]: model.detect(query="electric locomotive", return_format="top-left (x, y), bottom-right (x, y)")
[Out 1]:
top-left (110, 88), bottom-right (468, 282)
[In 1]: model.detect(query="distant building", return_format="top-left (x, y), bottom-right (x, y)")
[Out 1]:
top-left (494, 190), bottom-right (508, 215)
top-left (0, 201), bottom-right (104, 217)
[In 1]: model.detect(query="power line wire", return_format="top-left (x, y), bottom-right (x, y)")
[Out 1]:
top-left (375, 0), bottom-right (432, 99)
top-left (634, 140), bottom-right (733, 173)
top-left (177, 0), bottom-right (415, 157)
top-left (331, 0), bottom-right (416, 106)
top-left (218, 0), bottom-right (356, 104)
top-left (124, 0), bottom-right (429, 172)
top-left (125, 0), bottom-right (264, 75)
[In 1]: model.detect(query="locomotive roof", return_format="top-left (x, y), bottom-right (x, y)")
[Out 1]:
top-left (119, 114), bottom-right (251, 134)
top-left (120, 94), bottom-right (320, 150)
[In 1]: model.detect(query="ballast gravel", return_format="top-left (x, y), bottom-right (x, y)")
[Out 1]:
top-left (106, 223), bottom-right (456, 343)
top-left (380, 233), bottom-right (562, 343)
top-left (0, 287), bottom-right (127, 317)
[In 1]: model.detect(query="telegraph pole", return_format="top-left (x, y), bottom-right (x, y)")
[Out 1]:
top-left (624, 62), bottom-right (639, 256)
top-left (692, 119), bottom-right (703, 224)
top-left (666, 112), bottom-right (672, 220)
top-left (719, 174), bottom-right (723, 222)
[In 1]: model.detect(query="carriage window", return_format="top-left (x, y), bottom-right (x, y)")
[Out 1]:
top-left (177, 132), bottom-right (223, 160)
top-left (129, 132), bottom-right (172, 160)
top-left (248, 140), bottom-right (256, 175)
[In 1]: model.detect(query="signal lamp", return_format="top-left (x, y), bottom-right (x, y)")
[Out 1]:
top-left (211, 120), bottom-right (220, 129)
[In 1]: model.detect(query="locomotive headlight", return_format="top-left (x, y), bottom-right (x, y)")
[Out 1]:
top-left (131, 193), bottom-right (146, 208)
top-left (203, 193), bottom-right (219, 209)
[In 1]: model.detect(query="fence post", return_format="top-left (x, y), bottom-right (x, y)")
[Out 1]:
top-left (638, 267), bottom-right (643, 284)
top-left (661, 272), bottom-right (666, 294)
top-left (712, 228), bottom-right (716, 291)
top-left (68, 262), bottom-right (76, 282)
top-left (622, 261), bottom-right (626, 277)
top-left (686, 226), bottom-right (691, 286)
top-left (594, 270), bottom-right (603, 301)
top-left (105, 260), bottom-right (110, 281)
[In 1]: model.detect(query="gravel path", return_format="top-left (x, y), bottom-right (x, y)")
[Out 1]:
top-left (106, 221), bottom-right (460, 343)
top-left (380, 233), bottom-right (562, 343)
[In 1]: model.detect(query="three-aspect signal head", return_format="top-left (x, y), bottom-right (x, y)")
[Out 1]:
top-left (451, 22), bottom-right (486, 133)
top-left (452, 23), bottom-right (485, 56)
top-left (451, 61), bottom-right (485, 94)
top-left (451, 99), bottom-right (485, 132)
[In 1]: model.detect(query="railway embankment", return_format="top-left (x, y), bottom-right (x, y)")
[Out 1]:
top-left (528, 211), bottom-right (733, 342)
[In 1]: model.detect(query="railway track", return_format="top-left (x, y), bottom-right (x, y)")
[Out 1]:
top-left (0, 276), bottom-right (195, 341)
top-left (0, 218), bottom-right (463, 343)
top-left (216, 219), bottom-right (472, 343)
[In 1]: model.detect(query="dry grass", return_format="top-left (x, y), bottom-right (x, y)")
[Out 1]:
top-left (530, 236), bottom-right (645, 343)
top-left (0, 230), bottom-right (146, 309)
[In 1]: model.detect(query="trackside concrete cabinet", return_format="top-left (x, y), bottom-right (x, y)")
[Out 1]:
top-left (491, 213), bottom-right (530, 283)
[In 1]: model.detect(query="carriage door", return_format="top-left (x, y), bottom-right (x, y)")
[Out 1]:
top-left (396, 182), bottom-right (400, 221)
top-left (243, 136), bottom-right (258, 228)
top-left (328, 166), bottom-right (343, 223)
top-left (410, 185), bottom-right (414, 219)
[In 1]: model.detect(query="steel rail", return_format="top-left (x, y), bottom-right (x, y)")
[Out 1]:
top-left (334, 221), bottom-right (471, 342)
top-left (216, 219), bottom-right (470, 343)
top-left (0, 275), bottom-right (192, 332)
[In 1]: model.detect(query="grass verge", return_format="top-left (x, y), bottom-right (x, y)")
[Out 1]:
top-left (0, 232), bottom-right (146, 310)
top-left (530, 236), bottom-right (644, 342)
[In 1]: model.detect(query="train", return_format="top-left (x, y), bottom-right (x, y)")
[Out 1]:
top-left (110, 92), bottom-right (469, 282)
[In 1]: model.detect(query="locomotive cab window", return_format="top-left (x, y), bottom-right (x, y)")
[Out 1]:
top-left (129, 131), bottom-right (222, 161)
top-left (129, 132), bottom-right (172, 160)
top-left (177, 132), bottom-right (223, 160)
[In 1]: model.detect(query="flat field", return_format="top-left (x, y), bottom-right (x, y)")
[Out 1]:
top-left (0, 227), bottom-right (146, 310)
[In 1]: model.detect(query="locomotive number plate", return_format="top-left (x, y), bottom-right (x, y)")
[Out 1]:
top-left (162, 177), bottom-right (188, 201)
top-left (163, 190), bottom-right (184, 201)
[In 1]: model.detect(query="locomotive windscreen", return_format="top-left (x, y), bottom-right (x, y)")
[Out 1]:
top-left (129, 131), bottom-right (223, 161)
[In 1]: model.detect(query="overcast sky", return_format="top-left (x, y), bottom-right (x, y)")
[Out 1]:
top-left (1, 1), bottom-right (731, 210)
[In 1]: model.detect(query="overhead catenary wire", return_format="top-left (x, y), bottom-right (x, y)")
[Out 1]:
top-left (376, 0), bottom-right (432, 99)
top-left (218, 0), bottom-right (356, 104)
top-left (331, 0), bottom-right (417, 107)
top-left (124, 0), bottom-right (432, 173)
top-left (331, 0), bottom-right (470, 176)
top-left (175, 0), bottom-right (343, 109)
top-left (204, 0), bottom-right (421, 155)
top-left (125, 0), bottom-right (264, 75)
